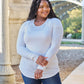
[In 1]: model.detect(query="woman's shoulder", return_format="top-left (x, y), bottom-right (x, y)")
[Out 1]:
top-left (50, 18), bottom-right (61, 22)
top-left (48, 18), bottom-right (62, 25)
top-left (19, 20), bottom-right (32, 31)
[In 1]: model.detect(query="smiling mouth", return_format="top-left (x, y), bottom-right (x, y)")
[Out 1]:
top-left (42, 12), bottom-right (48, 14)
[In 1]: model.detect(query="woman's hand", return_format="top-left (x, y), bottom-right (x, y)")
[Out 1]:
top-left (36, 56), bottom-right (48, 66)
top-left (34, 69), bottom-right (43, 79)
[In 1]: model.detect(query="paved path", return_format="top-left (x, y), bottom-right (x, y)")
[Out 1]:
top-left (58, 44), bottom-right (84, 81)
top-left (62, 39), bottom-right (81, 42)
top-left (62, 61), bottom-right (84, 84)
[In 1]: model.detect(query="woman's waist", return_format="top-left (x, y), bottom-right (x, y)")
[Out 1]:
top-left (19, 57), bottom-right (37, 71)
top-left (26, 45), bottom-right (49, 55)
top-left (20, 55), bottom-right (58, 69)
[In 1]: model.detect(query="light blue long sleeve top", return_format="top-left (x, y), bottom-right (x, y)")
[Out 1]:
top-left (16, 18), bottom-right (63, 79)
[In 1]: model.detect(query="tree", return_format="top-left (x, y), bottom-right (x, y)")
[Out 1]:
top-left (62, 8), bottom-right (82, 39)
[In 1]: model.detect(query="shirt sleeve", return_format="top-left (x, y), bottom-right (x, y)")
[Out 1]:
top-left (37, 18), bottom-right (63, 70)
top-left (16, 21), bottom-right (39, 62)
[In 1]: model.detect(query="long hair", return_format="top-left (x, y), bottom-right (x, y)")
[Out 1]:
top-left (27, 0), bottom-right (58, 20)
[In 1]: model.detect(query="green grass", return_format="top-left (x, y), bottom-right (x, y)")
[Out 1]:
top-left (61, 41), bottom-right (82, 45)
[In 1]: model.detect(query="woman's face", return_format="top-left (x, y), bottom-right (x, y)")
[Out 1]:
top-left (36, 0), bottom-right (50, 19)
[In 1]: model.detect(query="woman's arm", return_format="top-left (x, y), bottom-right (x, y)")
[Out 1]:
top-left (16, 22), bottom-right (39, 62)
top-left (36, 19), bottom-right (63, 70)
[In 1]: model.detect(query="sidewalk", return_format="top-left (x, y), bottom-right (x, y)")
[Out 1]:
top-left (62, 61), bottom-right (84, 84)
top-left (62, 39), bottom-right (81, 42)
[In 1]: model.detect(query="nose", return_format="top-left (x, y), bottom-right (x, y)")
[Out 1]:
top-left (43, 7), bottom-right (48, 10)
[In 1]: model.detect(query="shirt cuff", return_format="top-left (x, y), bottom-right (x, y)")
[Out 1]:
top-left (37, 65), bottom-right (46, 70)
top-left (32, 55), bottom-right (39, 63)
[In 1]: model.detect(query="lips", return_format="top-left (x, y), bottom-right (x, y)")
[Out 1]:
top-left (42, 12), bottom-right (48, 15)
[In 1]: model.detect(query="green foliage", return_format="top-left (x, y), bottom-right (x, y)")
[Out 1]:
top-left (61, 41), bottom-right (82, 45)
top-left (71, 33), bottom-right (81, 39)
top-left (62, 8), bottom-right (82, 39)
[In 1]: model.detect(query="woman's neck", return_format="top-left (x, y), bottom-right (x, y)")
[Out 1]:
top-left (35, 16), bottom-right (47, 22)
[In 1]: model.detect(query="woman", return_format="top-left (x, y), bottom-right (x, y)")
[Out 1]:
top-left (16, 0), bottom-right (63, 84)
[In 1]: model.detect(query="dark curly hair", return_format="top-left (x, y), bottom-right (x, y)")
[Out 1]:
top-left (27, 0), bottom-right (58, 20)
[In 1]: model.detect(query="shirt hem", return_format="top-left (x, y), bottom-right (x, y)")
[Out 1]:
top-left (19, 65), bottom-right (59, 79)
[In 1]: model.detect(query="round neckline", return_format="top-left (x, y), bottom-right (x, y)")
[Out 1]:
top-left (32, 18), bottom-right (48, 28)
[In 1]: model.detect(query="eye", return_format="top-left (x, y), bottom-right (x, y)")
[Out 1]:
top-left (39, 6), bottom-right (44, 8)
top-left (46, 5), bottom-right (49, 8)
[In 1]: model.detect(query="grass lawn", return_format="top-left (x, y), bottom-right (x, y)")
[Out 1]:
top-left (61, 41), bottom-right (82, 45)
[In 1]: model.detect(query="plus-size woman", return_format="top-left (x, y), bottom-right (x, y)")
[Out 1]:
top-left (16, 0), bottom-right (63, 84)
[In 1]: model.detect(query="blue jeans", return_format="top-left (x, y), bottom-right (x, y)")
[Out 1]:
top-left (21, 73), bottom-right (62, 84)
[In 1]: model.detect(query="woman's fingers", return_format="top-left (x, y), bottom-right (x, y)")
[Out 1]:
top-left (34, 69), bottom-right (43, 79)
top-left (37, 59), bottom-right (48, 66)
top-left (36, 56), bottom-right (44, 64)
top-left (41, 60), bottom-right (48, 66)
top-left (36, 56), bottom-right (48, 66)
top-left (44, 60), bottom-right (48, 66)
top-left (35, 73), bottom-right (42, 79)
top-left (35, 73), bottom-right (39, 79)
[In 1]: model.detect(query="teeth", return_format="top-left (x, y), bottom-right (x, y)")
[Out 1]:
top-left (44, 13), bottom-right (47, 14)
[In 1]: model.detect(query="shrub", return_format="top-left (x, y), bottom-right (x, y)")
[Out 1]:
top-left (72, 33), bottom-right (81, 39)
